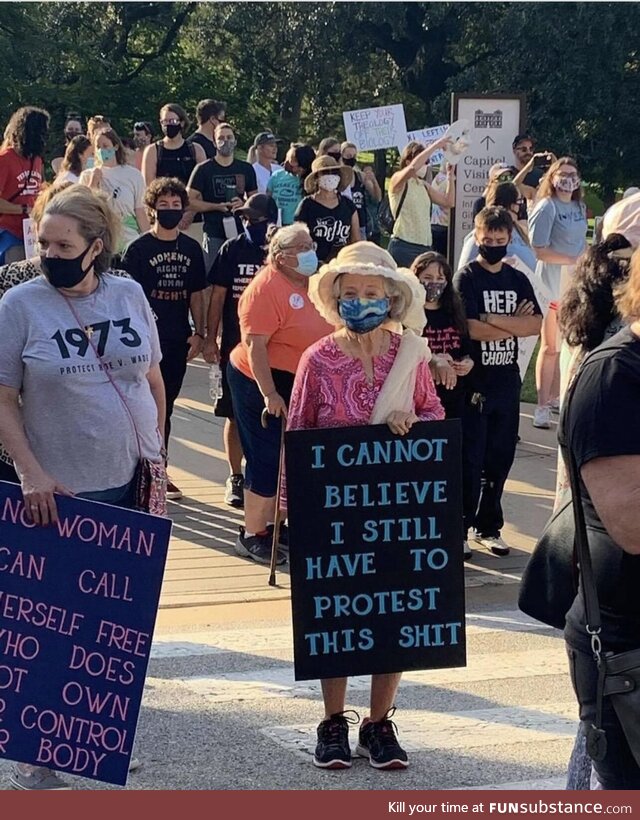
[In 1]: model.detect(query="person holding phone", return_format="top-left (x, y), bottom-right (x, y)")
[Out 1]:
top-left (187, 123), bottom-right (257, 270)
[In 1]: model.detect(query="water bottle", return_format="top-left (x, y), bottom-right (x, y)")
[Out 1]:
top-left (209, 364), bottom-right (223, 401)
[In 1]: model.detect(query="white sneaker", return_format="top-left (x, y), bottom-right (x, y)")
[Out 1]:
top-left (532, 406), bottom-right (551, 429)
top-left (463, 540), bottom-right (472, 561)
top-left (474, 534), bottom-right (510, 556)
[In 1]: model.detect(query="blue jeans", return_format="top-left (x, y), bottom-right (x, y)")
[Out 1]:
top-left (226, 362), bottom-right (281, 498)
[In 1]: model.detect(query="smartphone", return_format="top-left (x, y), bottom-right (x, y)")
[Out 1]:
top-left (534, 154), bottom-right (552, 169)
top-left (225, 184), bottom-right (238, 202)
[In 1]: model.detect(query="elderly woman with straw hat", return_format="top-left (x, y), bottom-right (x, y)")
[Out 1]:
top-left (294, 155), bottom-right (360, 263)
top-left (285, 241), bottom-right (444, 771)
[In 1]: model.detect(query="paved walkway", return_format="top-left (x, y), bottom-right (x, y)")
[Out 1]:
top-left (160, 360), bottom-right (558, 610)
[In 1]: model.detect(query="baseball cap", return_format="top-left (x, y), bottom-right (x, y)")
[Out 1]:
top-left (512, 133), bottom-right (534, 150)
top-left (253, 131), bottom-right (282, 146)
top-left (236, 193), bottom-right (278, 222)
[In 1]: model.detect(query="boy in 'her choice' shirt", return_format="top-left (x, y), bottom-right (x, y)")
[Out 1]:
top-left (454, 207), bottom-right (542, 559)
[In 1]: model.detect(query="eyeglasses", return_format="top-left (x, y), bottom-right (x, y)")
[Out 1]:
top-left (161, 118), bottom-right (181, 126)
top-left (283, 242), bottom-right (317, 253)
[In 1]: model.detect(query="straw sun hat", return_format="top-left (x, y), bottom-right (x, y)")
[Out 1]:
top-left (304, 155), bottom-right (354, 194)
top-left (308, 241), bottom-right (427, 334)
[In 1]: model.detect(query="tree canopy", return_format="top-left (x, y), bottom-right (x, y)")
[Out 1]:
top-left (0, 1), bottom-right (637, 198)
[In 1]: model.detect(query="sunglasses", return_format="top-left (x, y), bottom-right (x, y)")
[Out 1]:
top-left (134, 122), bottom-right (151, 131)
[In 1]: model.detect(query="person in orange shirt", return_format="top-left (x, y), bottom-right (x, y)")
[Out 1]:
top-left (227, 222), bottom-right (333, 563)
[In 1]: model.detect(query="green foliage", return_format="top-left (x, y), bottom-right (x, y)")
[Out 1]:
top-left (0, 1), bottom-right (638, 197)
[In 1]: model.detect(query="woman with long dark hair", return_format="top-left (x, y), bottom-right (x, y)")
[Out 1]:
top-left (0, 106), bottom-right (50, 263)
top-left (57, 135), bottom-right (93, 183)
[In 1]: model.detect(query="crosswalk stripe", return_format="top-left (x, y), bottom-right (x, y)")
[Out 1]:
top-left (150, 609), bottom-right (552, 659)
top-left (149, 648), bottom-right (568, 703)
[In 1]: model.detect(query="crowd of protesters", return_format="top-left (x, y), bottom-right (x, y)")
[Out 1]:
top-left (0, 100), bottom-right (639, 788)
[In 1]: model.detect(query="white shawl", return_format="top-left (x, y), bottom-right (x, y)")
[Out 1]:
top-left (369, 331), bottom-right (432, 425)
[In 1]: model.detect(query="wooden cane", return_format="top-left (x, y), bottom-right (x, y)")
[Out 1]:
top-left (261, 408), bottom-right (286, 586)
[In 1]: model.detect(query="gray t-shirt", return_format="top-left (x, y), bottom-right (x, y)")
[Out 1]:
top-left (528, 197), bottom-right (587, 299)
top-left (0, 274), bottom-right (162, 493)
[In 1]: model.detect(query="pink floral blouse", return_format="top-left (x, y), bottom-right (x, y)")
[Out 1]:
top-left (286, 333), bottom-right (444, 433)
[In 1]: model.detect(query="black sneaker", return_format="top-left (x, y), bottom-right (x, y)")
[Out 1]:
top-left (313, 711), bottom-right (359, 769)
top-left (266, 522), bottom-right (289, 551)
top-left (224, 474), bottom-right (244, 508)
top-left (356, 707), bottom-right (409, 770)
top-left (234, 527), bottom-right (286, 565)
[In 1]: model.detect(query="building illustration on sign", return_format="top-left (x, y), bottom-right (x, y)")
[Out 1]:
top-left (474, 109), bottom-right (503, 129)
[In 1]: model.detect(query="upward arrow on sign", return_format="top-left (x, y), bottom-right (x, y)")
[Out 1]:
top-left (481, 135), bottom-right (495, 150)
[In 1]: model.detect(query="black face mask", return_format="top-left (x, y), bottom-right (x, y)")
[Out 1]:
top-left (246, 220), bottom-right (269, 246)
top-left (156, 209), bottom-right (184, 230)
top-left (162, 123), bottom-right (182, 139)
top-left (41, 244), bottom-right (95, 289)
top-left (478, 244), bottom-right (508, 265)
top-left (327, 152), bottom-right (341, 162)
top-left (342, 157), bottom-right (356, 167)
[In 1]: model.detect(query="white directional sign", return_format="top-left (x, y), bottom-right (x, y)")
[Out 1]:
top-left (450, 95), bottom-right (525, 269)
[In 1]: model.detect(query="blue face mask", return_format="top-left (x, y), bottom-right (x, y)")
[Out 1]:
top-left (96, 147), bottom-right (116, 164)
top-left (294, 249), bottom-right (318, 276)
top-left (338, 296), bottom-right (391, 334)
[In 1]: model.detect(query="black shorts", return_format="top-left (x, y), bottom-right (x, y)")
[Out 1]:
top-left (214, 355), bottom-right (234, 419)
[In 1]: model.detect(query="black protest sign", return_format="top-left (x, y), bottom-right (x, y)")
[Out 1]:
top-left (0, 482), bottom-right (171, 786)
top-left (285, 420), bottom-right (465, 681)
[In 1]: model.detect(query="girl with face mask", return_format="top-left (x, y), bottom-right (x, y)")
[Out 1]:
top-left (294, 155), bottom-right (360, 263)
top-left (79, 129), bottom-right (150, 252)
top-left (528, 156), bottom-right (587, 429)
top-left (411, 251), bottom-right (474, 424)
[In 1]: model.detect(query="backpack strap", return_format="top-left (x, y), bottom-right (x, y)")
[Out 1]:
top-left (393, 182), bottom-right (409, 220)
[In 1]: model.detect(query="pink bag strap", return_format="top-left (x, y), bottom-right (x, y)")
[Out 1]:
top-left (61, 293), bottom-right (144, 460)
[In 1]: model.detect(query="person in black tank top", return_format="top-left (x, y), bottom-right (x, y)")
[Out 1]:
top-left (141, 102), bottom-right (206, 186)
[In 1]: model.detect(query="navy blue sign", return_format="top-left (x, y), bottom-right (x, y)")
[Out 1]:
top-left (285, 421), bottom-right (466, 681)
top-left (0, 482), bottom-right (171, 786)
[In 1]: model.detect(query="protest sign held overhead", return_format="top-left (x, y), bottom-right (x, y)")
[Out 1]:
top-left (285, 421), bottom-right (466, 682)
top-left (0, 482), bottom-right (171, 786)
top-left (406, 125), bottom-right (448, 166)
top-left (342, 104), bottom-right (408, 152)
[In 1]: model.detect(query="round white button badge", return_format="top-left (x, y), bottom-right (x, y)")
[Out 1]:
top-left (289, 293), bottom-right (304, 310)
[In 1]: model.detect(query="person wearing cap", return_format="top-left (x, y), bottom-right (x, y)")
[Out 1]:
top-left (285, 241), bottom-right (443, 771)
top-left (387, 138), bottom-right (455, 268)
top-left (204, 193), bottom-right (278, 508)
top-left (226, 223), bottom-right (333, 565)
top-left (187, 122), bottom-right (258, 271)
top-left (294, 155), bottom-right (359, 263)
top-left (121, 176), bottom-right (207, 501)
top-left (251, 131), bottom-right (283, 194)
